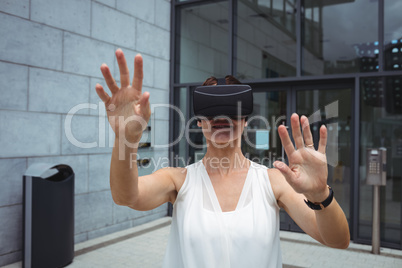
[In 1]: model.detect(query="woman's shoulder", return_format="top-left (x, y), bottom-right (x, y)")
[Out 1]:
top-left (163, 160), bottom-right (203, 177)
top-left (159, 161), bottom-right (203, 194)
top-left (267, 167), bottom-right (290, 204)
top-left (158, 166), bottom-right (187, 181)
top-left (249, 162), bottom-right (283, 208)
top-left (267, 167), bottom-right (283, 180)
top-left (247, 161), bottom-right (283, 182)
top-left (165, 162), bottom-right (204, 204)
top-left (249, 160), bottom-right (268, 170)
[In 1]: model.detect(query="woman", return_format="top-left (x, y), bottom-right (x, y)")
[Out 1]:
top-left (95, 49), bottom-right (350, 267)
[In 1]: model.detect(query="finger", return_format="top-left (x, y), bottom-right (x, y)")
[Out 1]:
top-left (290, 113), bottom-right (304, 149)
top-left (132, 54), bottom-right (143, 94)
top-left (115, 49), bottom-right (130, 88)
top-left (300, 115), bottom-right (314, 148)
top-left (318, 125), bottom-right (327, 154)
top-left (278, 125), bottom-right (296, 156)
top-left (100, 64), bottom-right (119, 94)
top-left (138, 91), bottom-right (151, 116)
top-left (95, 84), bottom-right (111, 103)
top-left (273, 161), bottom-right (296, 183)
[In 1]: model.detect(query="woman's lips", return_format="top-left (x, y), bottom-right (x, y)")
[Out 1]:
top-left (210, 119), bottom-right (234, 129)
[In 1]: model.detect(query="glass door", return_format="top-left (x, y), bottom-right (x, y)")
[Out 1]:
top-left (172, 83), bottom-right (353, 234)
top-left (358, 76), bottom-right (402, 248)
top-left (241, 89), bottom-right (287, 168)
top-left (296, 86), bottom-right (353, 220)
top-left (280, 83), bottom-right (353, 232)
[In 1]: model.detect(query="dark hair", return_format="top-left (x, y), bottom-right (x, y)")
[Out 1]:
top-left (202, 75), bottom-right (242, 86)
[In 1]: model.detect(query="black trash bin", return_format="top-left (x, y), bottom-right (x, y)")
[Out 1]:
top-left (23, 163), bottom-right (74, 268)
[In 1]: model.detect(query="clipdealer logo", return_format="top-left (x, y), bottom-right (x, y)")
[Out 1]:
top-left (63, 100), bottom-right (339, 168)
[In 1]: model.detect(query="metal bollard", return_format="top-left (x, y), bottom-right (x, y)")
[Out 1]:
top-left (372, 185), bottom-right (380, 254)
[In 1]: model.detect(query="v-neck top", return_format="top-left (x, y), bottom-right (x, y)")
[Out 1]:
top-left (162, 160), bottom-right (282, 268)
top-left (201, 160), bottom-right (253, 213)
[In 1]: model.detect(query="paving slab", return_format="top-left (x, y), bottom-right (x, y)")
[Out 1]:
top-left (3, 217), bottom-right (402, 268)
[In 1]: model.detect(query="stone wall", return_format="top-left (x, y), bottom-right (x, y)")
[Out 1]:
top-left (0, 0), bottom-right (171, 265)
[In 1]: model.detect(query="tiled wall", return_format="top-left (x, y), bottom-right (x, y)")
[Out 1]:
top-left (0, 0), bottom-right (171, 265)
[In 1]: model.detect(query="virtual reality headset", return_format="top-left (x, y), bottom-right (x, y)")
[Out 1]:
top-left (193, 84), bottom-right (253, 118)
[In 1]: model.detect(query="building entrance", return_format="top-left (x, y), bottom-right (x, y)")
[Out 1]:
top-left (241, 82), bottom-right (353, 233)
top-left (172, 81), bottom-right (355, 240)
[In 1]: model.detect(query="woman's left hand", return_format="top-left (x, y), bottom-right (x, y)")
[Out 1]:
top-left (274, 113), bottom-right (329, 203)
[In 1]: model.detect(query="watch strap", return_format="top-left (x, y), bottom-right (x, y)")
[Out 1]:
top-left (304, 186), bottom-right (334, 210)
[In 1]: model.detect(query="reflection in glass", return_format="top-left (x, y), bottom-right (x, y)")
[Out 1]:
top-left (359, 76), bottom-right (402, 245)
top-left (177, 2), bottom-right (229, 83)
top-left (241, 91), bottom-right (287, 167)
top-left (303, 0), bottom-right (378, 75)
top-left (384, 1), bottom-right (402, 71)
top-left (236, 0), bottom-right (297, 79)
top-left (296, 88), bottom-right (352, 221)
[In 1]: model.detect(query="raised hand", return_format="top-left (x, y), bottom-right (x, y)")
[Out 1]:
top-left (274, 113), bottom-right (329, 202)
top-left (95, 49), bottom-right (151, 144)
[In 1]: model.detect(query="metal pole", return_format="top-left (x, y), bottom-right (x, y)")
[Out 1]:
top-left (372, 185), bottom-right (380, 254)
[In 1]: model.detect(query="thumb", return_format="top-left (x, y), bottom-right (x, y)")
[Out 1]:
top-left (138, 91), bottom-right (151, 118)
top-left (273, 161), bottom-right (294, 181)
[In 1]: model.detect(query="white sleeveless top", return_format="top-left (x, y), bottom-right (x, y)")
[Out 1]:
top-left (162, 160), bottom-right (282, 268)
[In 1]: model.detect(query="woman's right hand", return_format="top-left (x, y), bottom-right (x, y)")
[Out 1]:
top-left (95, 49), bottom-right (151, 144)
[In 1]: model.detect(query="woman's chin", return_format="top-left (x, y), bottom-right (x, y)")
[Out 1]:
top-left (207, 137), bottom-right (240, 147)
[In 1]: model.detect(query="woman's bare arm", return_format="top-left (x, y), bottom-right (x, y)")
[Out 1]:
top-left (271, 114), bottom-right (350, 249)
top-left (110, 138), bottom-right (182, 210)
top-left (96, 49), bottom-right (183, 210)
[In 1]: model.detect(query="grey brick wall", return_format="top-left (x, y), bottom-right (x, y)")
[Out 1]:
top-left (0, 0), bottom-right (171, 266)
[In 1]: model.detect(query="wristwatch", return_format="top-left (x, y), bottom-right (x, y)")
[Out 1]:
top-left (304, 186), bottom-right (334, 210)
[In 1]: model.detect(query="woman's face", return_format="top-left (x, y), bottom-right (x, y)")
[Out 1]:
top-left (197, 116), bottom-right (247, 147)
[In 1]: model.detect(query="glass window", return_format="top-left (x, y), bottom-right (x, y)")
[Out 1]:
top-left (303, 0), bottom-right (378, 75)
top-left (359, 76), bottom-right (402, 245)
top-left (172, 87), bottom-right (188, 167)
top-left (241, 90), bottom-right (287, 167)
top-left (296, 88), bottom-right (352, 222)
top-left (236, 0), bottom-right (297, 79)
top-left (177, 1), bottom-right (229, 83)
top-left (187, 87), bottom-right (207, 164)
top-left (384, 1), bottom-right (402, 71)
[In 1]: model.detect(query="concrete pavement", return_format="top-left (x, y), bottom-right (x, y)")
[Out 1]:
top-left (3, 217), bottom-right (402, 268)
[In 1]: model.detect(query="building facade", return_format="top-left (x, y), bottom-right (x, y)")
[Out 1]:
top-left (0, 0), bottom-right (170, 266)
top-left (170, 0), bottom-right (402, 249)
top-left (1, 1), bottom-right (401, 266)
